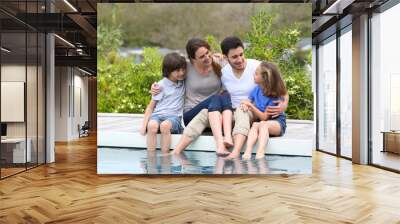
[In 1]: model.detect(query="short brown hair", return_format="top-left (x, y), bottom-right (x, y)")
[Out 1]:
top-left (258, 61), bottom-right (287, 97)
top-left (162, 52), bottom-right (187, 78)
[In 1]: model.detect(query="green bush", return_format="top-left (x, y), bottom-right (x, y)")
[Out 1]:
top-left (97, 48), bottom-right (162, 113)
top-left (244, 12), bottom-right (313, 120)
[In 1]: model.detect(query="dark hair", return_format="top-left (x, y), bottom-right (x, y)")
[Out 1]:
top-left (185, 38), bottom-right (221, 77)
top-left (162, 52), bottom-right (187, 78)
top-left (220, 36), bottom-right (244, 56)
top-left (186, 38), bottom-right (210, 60)
top-left (258, 61), bottom-right (287, 98)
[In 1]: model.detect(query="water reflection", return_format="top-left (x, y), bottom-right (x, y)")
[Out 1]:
top-left (97, 148), bottom-right (312, 174)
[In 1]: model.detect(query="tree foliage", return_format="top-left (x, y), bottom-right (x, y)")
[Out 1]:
top-left (98, 3), bottom-right (311, 49)
top-left (98, 10), bottom-right (313, 120)
top-left (97, 5), bottom-right (122, 59)
top-left (244, 12), bottom-right (313, 120)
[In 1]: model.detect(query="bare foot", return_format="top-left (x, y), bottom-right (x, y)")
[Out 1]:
top-left (223, 136), bottom-right (234, 148)
top-left (216, 148), bottom-right (230, 156)
top-left (255, 152), bottom-right (265, 159)
top-left (173, 153), bottom-right (192, 165)
top-left (242, 153), bottom-right (252, 160)
top-left (170, 149), bottom-right (181, 155)
top-left (226, 151), bottom-right (240, 159)
top-left (161, 150), bottom-right (170, 156)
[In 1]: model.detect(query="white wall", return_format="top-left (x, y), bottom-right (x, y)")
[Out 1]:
top-left (55, 66), bottom-right (69, 141)
top-left (73, 72), bottom-right (89, 137)
top-left (1, 82), bottom-right (25, 122)
top-left (0, 65), bottom-right (37, 138)
top-left (1, 63), bottom-right (46, 164)
top-left (55, 67), bottom-right (89, 141)
top-left (1, 65), bottom-right (26, 139)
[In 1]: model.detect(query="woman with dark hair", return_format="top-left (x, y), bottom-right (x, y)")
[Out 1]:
top-left (151, 38), bottom-right (233, 156)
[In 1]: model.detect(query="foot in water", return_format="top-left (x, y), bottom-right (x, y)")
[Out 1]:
top-left (226, 151), bottom-right (240, 159)
top-left (223, 136), bottom-right (234, 148)
top-left (216, 148), bottom-right (230, 156)
top-left (242, 153), bottom-right (252, 160)
top-left (255, 152), bottom-right (265, 159)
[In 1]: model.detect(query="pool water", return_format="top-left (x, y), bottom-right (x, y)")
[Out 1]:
top-left (97, 147), bottom-right (312, 175)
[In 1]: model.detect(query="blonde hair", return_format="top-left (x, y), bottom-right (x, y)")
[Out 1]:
top-left (258, 61), bottom-right (287, 97)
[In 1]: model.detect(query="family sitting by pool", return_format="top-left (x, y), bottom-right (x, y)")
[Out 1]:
top-left (139, 36), bottom-right (289, 159)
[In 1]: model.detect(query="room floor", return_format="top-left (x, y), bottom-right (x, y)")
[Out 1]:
top-left (1, 135), bottom-right (400, 223)
top-left (372, 150), bottom-right (400, 171)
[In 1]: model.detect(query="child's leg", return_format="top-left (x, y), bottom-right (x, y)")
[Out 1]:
top-left (246, 159), bottom-right (257, 174)
top-left (265, 120), bottom-right (282, 136)
top-left (160, 153), bottom-right (171, 173)
top-left (147, 120), bottom-right (159, 151)
top-left (159, 120), bottom-right (173, 153)
top-left (242, 122), bottom-right (260, 160)
top-left (222, 109), bottom-right (233, 147)
top-left (255, 121), bottom-right (281, 159)
top-left (146, 150), bottom-right (157, 174)
top-left (215, 157), bottom-right (225, 174)
top-left (257, 157), bottom-right (270, 174)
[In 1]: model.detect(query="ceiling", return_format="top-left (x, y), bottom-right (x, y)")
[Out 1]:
top-left (0, 0), bottom-right (97, 75)
top-left (312, 0), bottom-right (390, 43)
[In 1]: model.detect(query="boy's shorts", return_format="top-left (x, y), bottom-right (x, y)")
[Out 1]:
top-left (149, 114), bottom-right (183, 134)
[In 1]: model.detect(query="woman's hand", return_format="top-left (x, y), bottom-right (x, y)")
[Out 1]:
top-left (212, 53), bottom-right (227, 67)
top-left (150, 82), bottom-right (161, 96)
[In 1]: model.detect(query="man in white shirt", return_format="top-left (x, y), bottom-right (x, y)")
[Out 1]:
top-left (219, 36), bottom-right (289, 158)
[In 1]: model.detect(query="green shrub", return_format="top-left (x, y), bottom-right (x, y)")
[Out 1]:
top-left (244, 12), bottom-right (313, 120)
top-left (97, 48), bottom-right (162, 113)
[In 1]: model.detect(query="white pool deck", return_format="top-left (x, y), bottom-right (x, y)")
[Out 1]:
top-left (97, 113), bottom-right (315, 157)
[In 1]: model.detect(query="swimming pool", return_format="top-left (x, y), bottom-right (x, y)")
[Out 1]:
top-left (97, 147), bottom-right (312, 175)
